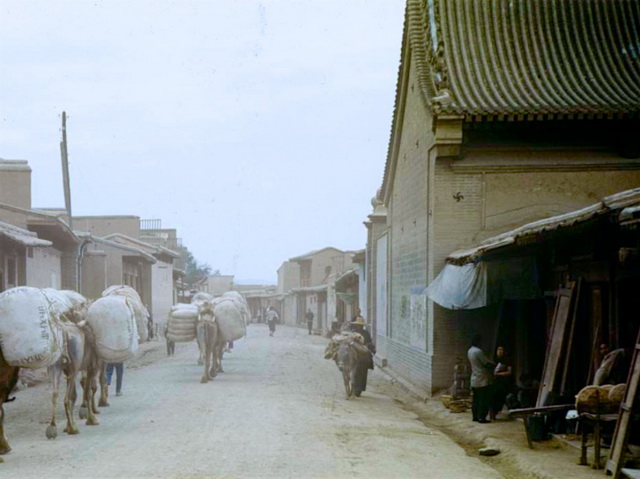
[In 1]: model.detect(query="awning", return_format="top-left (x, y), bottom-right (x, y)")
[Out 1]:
top-left (425, 263), bottom-right (487, 310)
top-left (336, 292), bottom-right (357, 304)
top-left (448, 187), bottom-right (640, 266)
top-left (0, 220), bottom-right (52, 247)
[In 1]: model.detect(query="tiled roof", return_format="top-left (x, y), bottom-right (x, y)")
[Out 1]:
top-left (0, 220), bottom-right (52, 247)
top-left (408, 0), bottom-right (640, 120)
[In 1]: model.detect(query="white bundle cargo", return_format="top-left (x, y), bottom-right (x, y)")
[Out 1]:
top-left (102, 285), bottom-right (149, 342)
top-left (172, 303), bottom-right (196, 311)
top-left (0, 287), bottom-right (62, 368)
top-left (87, 296), bottom-right (138, 362)
top-left (166, 305), bottom-right (198, 342)
top-left (219, 293), bottom-right (250, 325)
top-left (214, 299), bottom-right (246, 342)
top-left (43, 288), bottom-right (75, 320)
top-left (191, 292), bottom-right (214, 305)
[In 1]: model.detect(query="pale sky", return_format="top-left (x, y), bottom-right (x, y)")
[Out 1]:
top-left (0, 0), bottom-right (405, 284)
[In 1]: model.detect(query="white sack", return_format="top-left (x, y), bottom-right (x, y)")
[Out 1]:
top-left (166, 305), bottom-right (198, 342)
top-left (103, 285), bottom-right (149, 342)
top-left (0, 287), bottom-right (62, 368)
top-left (191, 292), bottom-right (214, 305)
top-left (43, 288), bottom-right (75, 320)
top-left (214, 299), bottom-right (246, 342)
top-left (87, 296), bottom-right (138, 362)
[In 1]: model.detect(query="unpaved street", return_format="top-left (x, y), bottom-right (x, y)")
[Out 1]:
top-left (2, 325), bottom-right (502, 478)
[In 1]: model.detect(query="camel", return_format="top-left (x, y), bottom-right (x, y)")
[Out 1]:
top-left (0, 348), bottom-right (19, 460)
top-left (197, 301), bottom-right (224, 383)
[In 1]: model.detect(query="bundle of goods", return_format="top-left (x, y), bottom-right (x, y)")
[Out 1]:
top-left (575, 384), bottom-right (626, 414)
top-left (191, 292), bottom-right (214, 305)
top-left (86, 296), bottom-right (138, 362)
top-left (166, 304), bottom-right (198, 343)
top-left (440, 394), bottom-right (471, 413)
top-left (213, 298), bottom-right (246, 342)
top-left (0, 287), bottom-right (62, 368)
top-left (103, 285), bottom-right (150, 341)
top-left (323, 332), bottom-right (367, 360)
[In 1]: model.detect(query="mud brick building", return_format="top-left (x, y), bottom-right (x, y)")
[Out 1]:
top-left (369, 0), bottom-right (640, 396)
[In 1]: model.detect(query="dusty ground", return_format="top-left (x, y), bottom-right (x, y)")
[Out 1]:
top-left (369, 366), bottom-right (609, 479)
top-left (1, 324), bottom-right (505, 478)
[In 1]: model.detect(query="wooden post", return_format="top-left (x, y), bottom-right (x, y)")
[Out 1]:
top-left (60, 111), bottom-right (73, 230)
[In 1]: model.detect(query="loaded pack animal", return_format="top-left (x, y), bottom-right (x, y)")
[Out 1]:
top-left (42, 289), bottom-right (101, 438)
top-left (197, 300), bottom-right (224, 383)
top-left (336, 342), bottom-right (358, 399)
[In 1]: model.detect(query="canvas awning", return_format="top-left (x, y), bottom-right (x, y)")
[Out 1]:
top-left (425, 263), bottom-right (487, 310)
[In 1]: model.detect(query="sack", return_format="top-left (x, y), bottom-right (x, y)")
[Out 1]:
top-left (103, 285), bottom-right (149, 342)
top-left (0, 287), bottom-right (62, 368)
top-left (87, 296), bottom-right (138, 362)
top-left (214, 300), bottom-right (246, 342)
top-left (166, 309), bottom-right (197, 342)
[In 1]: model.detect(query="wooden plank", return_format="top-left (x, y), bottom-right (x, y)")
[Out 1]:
top-left (537, 283), bottom-right (575, 407)
top-left (606, 327), bottom-right (640, 478)
top-left (561, 279), bottom-right (582, 393)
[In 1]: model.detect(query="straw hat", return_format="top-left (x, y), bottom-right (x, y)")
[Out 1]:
top-left (351, 316), bottom-right (366, 326)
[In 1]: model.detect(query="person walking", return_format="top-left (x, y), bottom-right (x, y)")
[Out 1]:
top-left (350, 316), bottom-right (375, 397)
top-left (106, 362), bottom-right (124, 397)
top-left (468, 334), bottom-right (494, 423)
top-left (305, 309), bottom-right (314, 335)
top-left (266, 306), bottom-right (279, 337)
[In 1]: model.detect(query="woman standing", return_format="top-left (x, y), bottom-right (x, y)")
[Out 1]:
top-left (490, 345), bottom-right (513, 420)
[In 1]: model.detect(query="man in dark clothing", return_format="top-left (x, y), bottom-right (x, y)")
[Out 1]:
top-left (305, 309), bottom-right (314, 335)
top-left (350, 316), bottom-right (375, 397)
top-left (467, 334), bottom-right (494, 423)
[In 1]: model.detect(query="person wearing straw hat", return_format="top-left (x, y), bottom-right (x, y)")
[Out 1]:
top-left (350, 315), bottom-right (375, 397)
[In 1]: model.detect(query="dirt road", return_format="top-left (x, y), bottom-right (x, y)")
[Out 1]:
top-left (1, 325), bottom-right (502, 478)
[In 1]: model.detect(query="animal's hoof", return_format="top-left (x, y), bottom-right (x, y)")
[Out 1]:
top-left (200, 377), bottom-right (208, 384)
top-left (98, 400), bottom-right (109, 408)
top-left (0, 444), bottom-right (11, 455)
top-left (45, 425), bottom-right (58, 440)
top-left (64, 425), bottom-right (80, 435)
top-left (79, 406), bottom-right (88, 420)
top-left (86, 417), bottom-right (100, 426)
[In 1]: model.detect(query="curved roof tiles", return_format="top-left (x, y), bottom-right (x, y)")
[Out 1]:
top-left (409, 0), bottom-right (640, 120)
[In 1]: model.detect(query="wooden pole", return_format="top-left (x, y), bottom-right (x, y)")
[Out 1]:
top-left (60, 111), bottom-right (73, 229)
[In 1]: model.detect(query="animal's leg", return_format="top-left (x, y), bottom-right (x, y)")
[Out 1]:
top-left (217, 341), bottom-right (224, 374)
top-left (98, 363), bottom-right (109, 408)
top-left (46, 365), bottom-right (61, 439)
top-left (79, 374), bottom-right (88, 420)
top-left (343, 369), bottom-right (352, 399)
top-left (0, 404), bottom-right (10, 455)
top-left (201, 325), bottom-right (210, 383)
top-left (63, 373), bottom-right (79, 435)
top-left (84, 368), bottom-right (99, 426)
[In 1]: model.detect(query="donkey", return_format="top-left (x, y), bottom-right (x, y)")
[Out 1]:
top-left (335, 342), bottom-right (358, 399)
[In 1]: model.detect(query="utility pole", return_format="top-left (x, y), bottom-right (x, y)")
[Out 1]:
top-left (60, 111), bottom-right (73, 229)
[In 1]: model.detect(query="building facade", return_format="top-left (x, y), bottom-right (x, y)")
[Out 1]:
top-left (369, 0), bottom-right (640, 395)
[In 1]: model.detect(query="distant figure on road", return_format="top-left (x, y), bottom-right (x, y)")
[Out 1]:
top-left (164, 324), bottom-right (175, 356)
top-left (266, 306), bottom-right (279, 337)
top-left (106, 362), bottom-right (124, 397)
top-left (305, 309), bottom-right (314, 335)
top-left (350, 316), bottom-right (375, 397)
